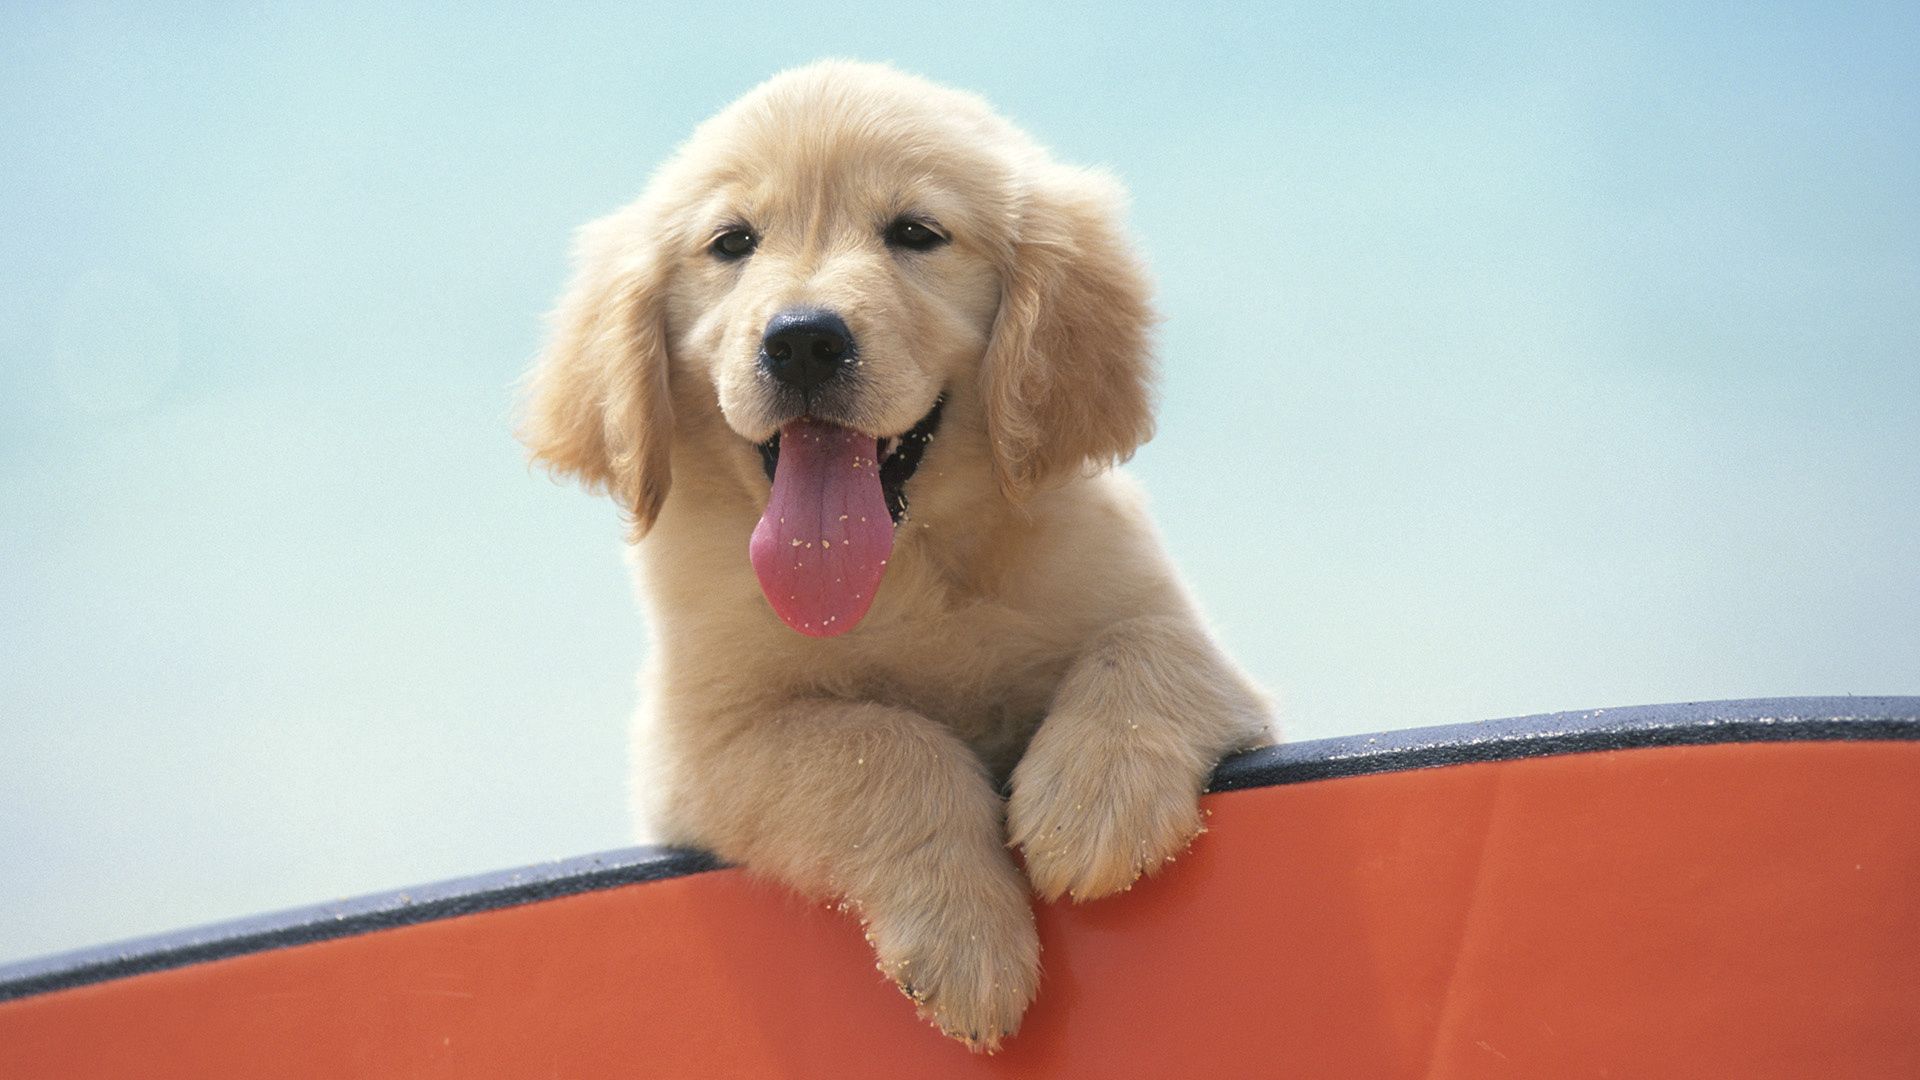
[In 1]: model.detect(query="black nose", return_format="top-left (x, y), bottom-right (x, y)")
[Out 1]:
top-left (761, 309), bottom-right (854, 392)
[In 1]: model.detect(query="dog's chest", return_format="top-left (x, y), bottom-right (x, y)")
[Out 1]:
top-left (841, 593), bottom-right (1073, 760)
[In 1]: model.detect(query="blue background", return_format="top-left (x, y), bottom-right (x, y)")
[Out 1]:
top-left (3, 2), bottom-right (1915, 963)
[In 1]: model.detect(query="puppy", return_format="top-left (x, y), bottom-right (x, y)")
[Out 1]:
top-left (521, 61), bottom-right (1272, 1050)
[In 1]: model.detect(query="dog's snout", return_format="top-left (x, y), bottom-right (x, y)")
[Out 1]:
top-left (761, 309), bottom-right (854, 392)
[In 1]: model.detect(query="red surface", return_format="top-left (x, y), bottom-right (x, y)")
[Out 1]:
top-left (4, 740), bottom-right (1917, 1078)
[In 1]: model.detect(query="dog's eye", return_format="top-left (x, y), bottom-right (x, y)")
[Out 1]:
top-left (884, 217), bottom-right (948, 252)
top-left (711, 228), bottom-right (757, 260)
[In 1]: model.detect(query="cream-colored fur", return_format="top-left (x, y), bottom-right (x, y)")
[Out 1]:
top-left (520, 61), bottom-right (1272, 1051)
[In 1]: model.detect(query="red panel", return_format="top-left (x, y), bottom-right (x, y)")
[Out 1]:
top-left (4, 741), bottom-right (1916, 1078)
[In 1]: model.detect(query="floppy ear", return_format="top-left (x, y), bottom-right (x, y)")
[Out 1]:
top-left (518, 206), bottom-right (675, 540)
top-left (981, 165), bottom-right (1157, 498)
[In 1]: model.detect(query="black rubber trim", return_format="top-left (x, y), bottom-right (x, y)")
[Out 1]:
top-left (3, 696), bottom-right (1914, 1004)
top-left (1209, 695), bottom-right (1920, 792)
top-left (0, 847), bottom-right (720, 1004)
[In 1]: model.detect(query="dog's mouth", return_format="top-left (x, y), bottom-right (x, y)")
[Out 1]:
top-left (747, 397), bottom-right (944, 639)
top-left (755, 396), bottom-right (944, 526)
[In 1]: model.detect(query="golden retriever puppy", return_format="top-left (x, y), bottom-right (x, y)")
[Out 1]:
top-left (521, 60), bottom-right (1272, 1050)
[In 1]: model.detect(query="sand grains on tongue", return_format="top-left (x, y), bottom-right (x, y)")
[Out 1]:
top-left (749, 419), bottom-right (895, 637)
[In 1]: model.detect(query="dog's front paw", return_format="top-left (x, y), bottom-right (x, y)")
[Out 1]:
top-left (863, 865), bottom-right (1040, 1053)
top-left (1007, 721), bottom-right (1207, 903)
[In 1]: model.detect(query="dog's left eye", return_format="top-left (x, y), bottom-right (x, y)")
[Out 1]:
top-left (884, 217), bottom-right (948, 252)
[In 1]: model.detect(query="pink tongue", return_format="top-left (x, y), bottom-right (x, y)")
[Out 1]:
top-left (750, 419), bottom-right (894, 637)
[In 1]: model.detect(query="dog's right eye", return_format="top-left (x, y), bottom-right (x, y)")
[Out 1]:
top-left (711, 229), bottom-right (757, 260)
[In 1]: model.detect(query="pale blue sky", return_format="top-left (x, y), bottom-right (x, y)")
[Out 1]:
top-left (3, 2), bottom-right (1915, 963)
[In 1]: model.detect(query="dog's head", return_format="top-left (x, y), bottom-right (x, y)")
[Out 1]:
top-left (521, 62), bottom-right (1156, 633)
